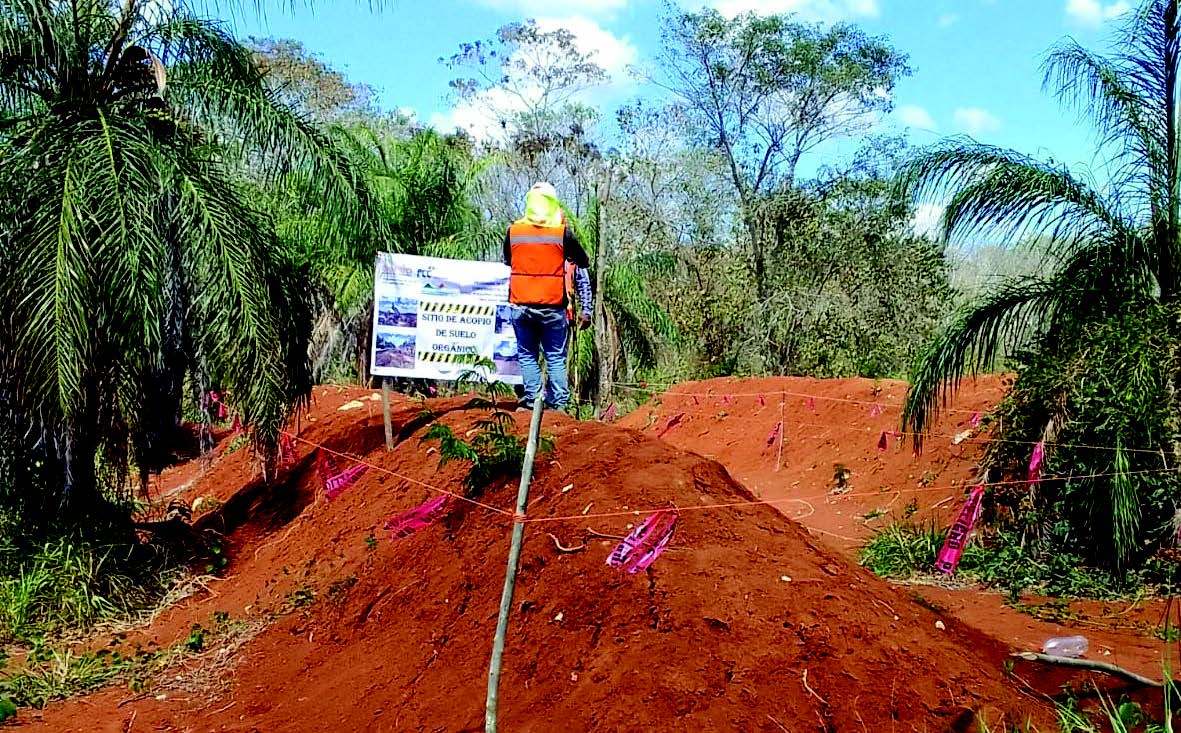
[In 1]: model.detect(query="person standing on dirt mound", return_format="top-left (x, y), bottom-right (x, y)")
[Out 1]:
top-left (503, 182), bottom-right (591, 412)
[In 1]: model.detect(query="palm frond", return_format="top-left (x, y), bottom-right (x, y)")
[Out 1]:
top-left (605, 263), bottom-right (678, 342)
top-left (897, 143), bottom-right (1137, 260)
top-left (1044, 40), bottom-right (1164, 198)
top-left (903, 277), bottom-right (1060, 444)
top-left (1109, 440), bottom-right (1140, 567)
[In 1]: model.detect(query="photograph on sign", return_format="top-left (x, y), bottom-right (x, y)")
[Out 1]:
top-left (374, 332), bottom-right (416, 369)
top-left (370, 253), bottom-right (522, 384)
top-left (376, 297), bottom-right (418, 328)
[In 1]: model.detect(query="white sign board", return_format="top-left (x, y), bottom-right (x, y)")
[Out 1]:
top-left (370, 253), bottom-right (522, 384)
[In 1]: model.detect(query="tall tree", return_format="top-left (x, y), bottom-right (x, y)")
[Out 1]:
top-left (248, 37), bottom-right (377, 122)
top-left (276, 124), bottom-right (495, 382)
top-left (898, 0), bottom-right (1181, 566)
top-left (442, 20), bottom-right (607, 219)
top-left (0, 0), bottom-right (370, 524)
top-left (649, 8), bottom-right (910, 297)
top-left (564, 196), bottom-right (678, 409)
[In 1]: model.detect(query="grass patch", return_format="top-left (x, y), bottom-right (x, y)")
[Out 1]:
top-left (0, 611), bottom-right (261, 714)
top-left (0, 538), bottom-right (182, 643)
top-left (860, 521), bottom-right (1133, 600)
top-left (977, 674), bottom-right (1177, 732)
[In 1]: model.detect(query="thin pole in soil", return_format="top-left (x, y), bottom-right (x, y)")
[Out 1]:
top-left (776, 394), bottom-right (786, 472)
top-left (485, 377), bottom-right (547, 733)
top-left (381, 377), bottom-right (394, 451)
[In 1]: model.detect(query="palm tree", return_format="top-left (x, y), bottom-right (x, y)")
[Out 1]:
top-left (566, 197), bottom-right (678, 409)
top-left (897, 0), bottom-right (1181, 565)
top-left (0, 0), bottom-right (372, 525)
top-left (276, 124), bottom-right (498, 382)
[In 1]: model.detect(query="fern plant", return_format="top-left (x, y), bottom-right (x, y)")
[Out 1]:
top-left (455, 356), bottom-right (515, 411)
top-left (423, 411), bottom-right (553, 498)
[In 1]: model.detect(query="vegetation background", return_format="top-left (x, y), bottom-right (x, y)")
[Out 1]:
top-left (3, 0), bottom-right (1181, 727)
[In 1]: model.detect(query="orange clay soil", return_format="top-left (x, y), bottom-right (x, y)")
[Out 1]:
top-left (14, 385), bottom-right (1065, 732)
top-left (619, 375), bottom-right (1177, 681)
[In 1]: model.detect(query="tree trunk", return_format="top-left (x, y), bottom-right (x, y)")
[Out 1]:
top-left (62, 410), bottom-right (132, 538)
top-left (593, 180), bottom-right (613, 412)
top-left (744, 207), bottom-right (768, 303)
top-left (357, 296), bottom-right (374, 387)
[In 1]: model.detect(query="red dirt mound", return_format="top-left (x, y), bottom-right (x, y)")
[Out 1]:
top-left (20, 390), bottom-right (1052, 732)
top-left (618, 377), bottom-right (1179, 681)
top-left (618, 376), bottom-right (1006, 550)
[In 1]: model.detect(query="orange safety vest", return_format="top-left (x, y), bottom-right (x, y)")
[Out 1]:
top-left (508, 221), bottom-right (565, 306)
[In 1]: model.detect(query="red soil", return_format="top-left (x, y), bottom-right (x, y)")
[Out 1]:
top-left (617, 376), bottom-right (1005, 550)
top-left (618, 376), bottom-right (1176, 680)
top-left (16, 385), bottom-right (1065, 732)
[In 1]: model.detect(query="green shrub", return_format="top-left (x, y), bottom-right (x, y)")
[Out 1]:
top-left (986, 304), bottom-right (1181, 571)
top-left (860, 521), bottom-right (1133, 599)
top-left (0, 538), bottom-right (177, 643)
top-left (424, 410), bottom-right (554, 497)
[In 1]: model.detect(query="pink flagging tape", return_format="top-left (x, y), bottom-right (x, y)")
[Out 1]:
top-left (209, 391), bottom-right (228, 420)
top-left (870, 403), bottom-right (883, 418)
top-left (935, 484), bottom-right (986, 575)
top-left (606, 510), bottom-right (678, 574)
top-left (318, 452), bottom-right (368, 499)
top-left (805, 397), bottom-right (816, 413)
top-left (970, 412), bottom-right (983, 428)
top-left (325, 464), bottom-right (367, 499)
top-left (721, 395), bottom-right (733, 407)
top-left (877, 431), bottom-right (888, 452)
top-left (279, 434), bottom-right (298, 467)
top-left (317, 451), bottom-right (337, 481)
top-left (601, 403), bottom-right (617, 422)
top-left (766, 421), bottom-right (782, 448)
top-left (1028, 441), bottom-right (1045, 486)
top-left (385, 495), bottom-right (450, 540)
top-left (657, 413), bottom-right (685, 437)
top-left (231, 414), bottom-right (242, 434)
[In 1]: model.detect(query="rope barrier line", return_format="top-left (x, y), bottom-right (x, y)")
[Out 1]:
top-left (519, 466), bottom-right (1181, 525)
top-left (613, 382), bottom-right (955, 410)
top-left (281, 432), bottom-right (514, 518)
top-left (283, 429), bottom-right (1181, 526)
top-left (619, 383), bottom-right (1171, 458)
top-left (314, 380), bottom-right (1163, 456)
top-left (671, 412), bottom-right (1172, 460)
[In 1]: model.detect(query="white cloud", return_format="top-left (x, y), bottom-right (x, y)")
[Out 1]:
top-left (474, 0), bottom-right (627, 18)
top-left (534, 16), bottom-right (637, 78)
top-left (713, 0), bottom-right (879, 22)
top-left (1064, 0), bottom-right (1131, 27)
top-left (953, 106), bottom-right (1001, 136)
top-left (431, 18), bottom-right (637, 141)
top-left (936, 13), bottom-right (959, 27)
top-left (913, 203), bottom-right (945, 239)
top-left (896, 105), bottom-right (937, 131)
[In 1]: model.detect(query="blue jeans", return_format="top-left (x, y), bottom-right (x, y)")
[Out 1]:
top-left (510, 305), bottom-right (569, 409)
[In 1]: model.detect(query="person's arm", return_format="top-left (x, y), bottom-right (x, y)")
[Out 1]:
top-left (574, 267), bottom-right (592, 321)
top-left (563, 225), bottom-right (590, 269)
top-left (502, 231), bottom-right (512, 266)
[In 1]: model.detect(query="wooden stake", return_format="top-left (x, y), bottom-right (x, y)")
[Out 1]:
top-left (776, 393), bottom-right (786, 472)
top-left (485, 381), bottom-right (547, 732)
top-left (381, 377), bottom-right (393, 451)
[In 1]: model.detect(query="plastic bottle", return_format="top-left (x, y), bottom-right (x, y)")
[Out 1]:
top-left (1042, 635), bottom-right (1088, 658)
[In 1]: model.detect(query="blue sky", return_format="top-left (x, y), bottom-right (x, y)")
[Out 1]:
top-left (229, 0), bottom-right (1133, 178)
